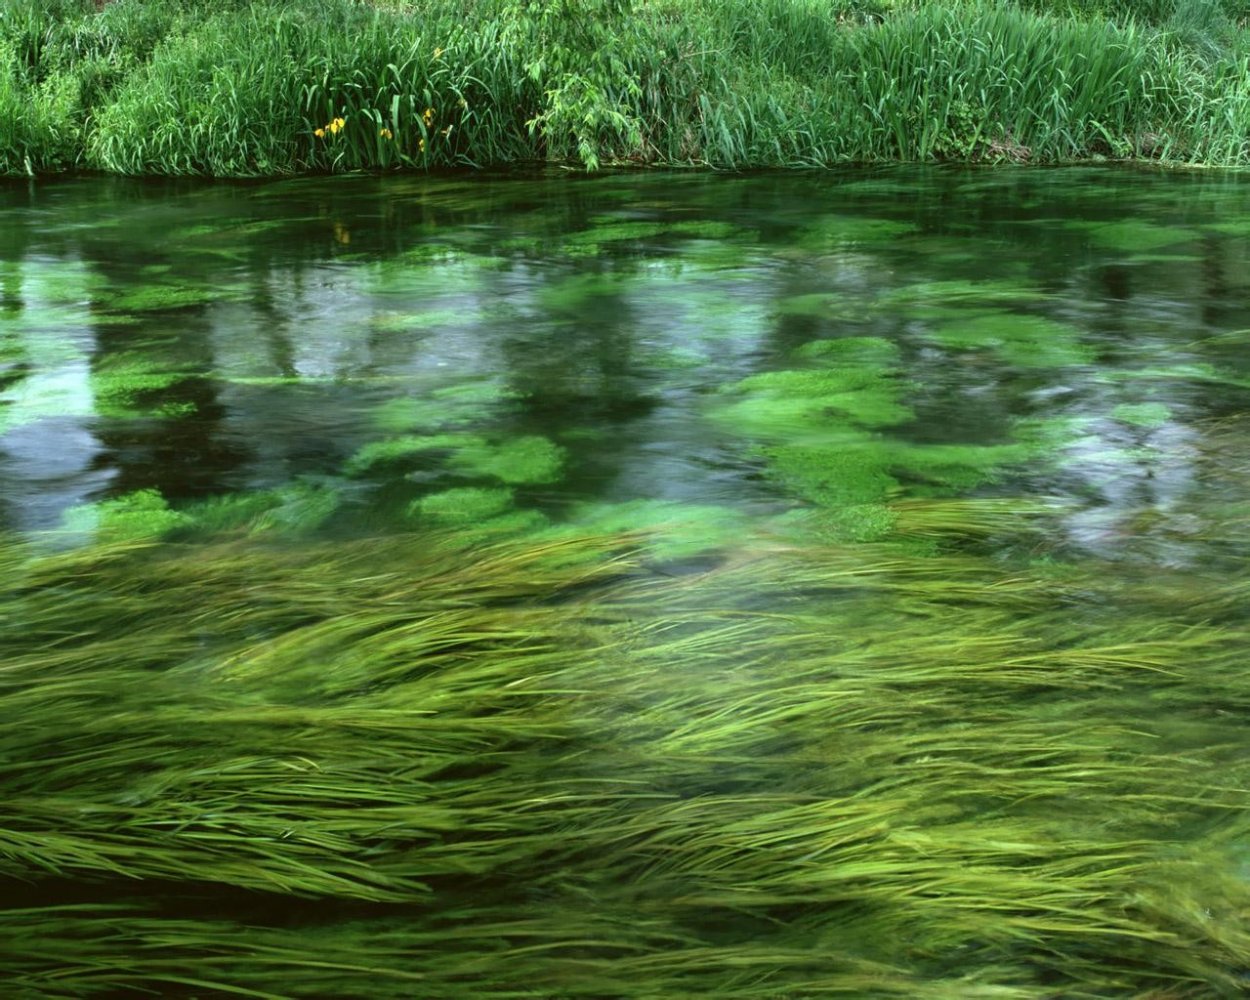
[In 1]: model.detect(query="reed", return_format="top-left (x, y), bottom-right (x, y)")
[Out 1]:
top-left (4, 0), bottom-right (1250, 173)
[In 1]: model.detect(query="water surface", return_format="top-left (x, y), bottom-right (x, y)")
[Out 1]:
top-left (3, 167), bottom-right (1250, 997)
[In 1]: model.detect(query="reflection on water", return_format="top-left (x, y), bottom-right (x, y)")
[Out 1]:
top-left (1, 167), bottom-right (1249, 559)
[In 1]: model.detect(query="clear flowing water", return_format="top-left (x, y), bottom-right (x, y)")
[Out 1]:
top-left (3, 167), bottom-right (1249, 560)
top-left (4, 167), bottom-right (1250, 997)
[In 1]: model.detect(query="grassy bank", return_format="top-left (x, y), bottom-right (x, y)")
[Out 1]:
top-left (3, 496), bottom-right (1250, 996)
top-left (2, 0), bottom-right (1250, 175)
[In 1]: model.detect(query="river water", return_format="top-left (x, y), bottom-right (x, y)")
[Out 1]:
top-left (3, 167), bottom-right (1250, 996)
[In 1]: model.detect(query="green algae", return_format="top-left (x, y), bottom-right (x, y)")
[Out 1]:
top-left (562, 220), bottom-right (672, 249)
top-left (1067, 219), bottom-right (1199, 251)
top-left (929, 312), bottom-right (1097, 368)
top-left (796, 214), bottom-right (917, 250)
top-left (102, 283), bottom-right (224, 313)
top-left (367, 307), bottom-right (466, 333)
top-left (90, 351), bottom-right (195, 419)
top-left (372, 382), bottom-right (522, 434)
top-left (710, 330), bottom-right (1052, 536)
top-left (60, 489), bottom-right (190, 541)
top-left (554, 499), bottom-right (749, 561)
top-left (794, 336), bottom-right (902, 366)
top-left (764, 441), bottom-right (902, 507)
top-left (1113, 401), bottom-right (1174, 428)
top-left (770, 502), bottom-right (901, 544)
top-left (881, 278), bottom-right (1048, 311)
top-left (409, 485), bottom-right (515, 524)
top-left (344, 433), bottom-right (473, 476)
top-left (758, 435), bottom-right (1032, 520)
top-left (447, 435), bottom-right (565, 485)
top-left (714, 369), bottom-right (913, 435)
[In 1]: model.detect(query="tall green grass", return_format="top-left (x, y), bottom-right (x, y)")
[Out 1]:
top-left (4, 0), bottom-right (1250, 173)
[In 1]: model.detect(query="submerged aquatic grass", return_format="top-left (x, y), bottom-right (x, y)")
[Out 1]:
top-left (4, 159), bottom-right (1250, 995)
top-left (3, 497), bottom-right (1250, 996)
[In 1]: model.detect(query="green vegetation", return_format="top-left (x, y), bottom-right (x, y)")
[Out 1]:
top-left (6, 141), bottom-right (1250, 996)
top-left (5, 493), bottom-right (1250, 996)
top-left (4, 0), bottom-right (1250, 174)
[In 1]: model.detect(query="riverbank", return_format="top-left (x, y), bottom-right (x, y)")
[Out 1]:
top-left (3, 0), bottom-right (1249, 176)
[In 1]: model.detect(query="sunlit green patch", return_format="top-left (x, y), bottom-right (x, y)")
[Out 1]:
top-left (222, 375), bottom-right (332, 386)
top-left (556, 499), bottom-right (747, 561)
top-left (448, 435), bottom-right (565, 485)
top-left (154, 400), bottom-right (197, 418)
top-left (929, 313), bottom-right (1097, 368)
top-left (713, 368), bottom-right (912, 435)
top-left (103, 283), bottom-right (225, 313)
top-left (763, 442), bottom-right (901, 507)
top-left (1066, 220), bottom-right (1198, 251)
top-left (1205, 220), bottom-right (1250, 236)
top-left (431, 508), bottom-right (551, 548)
top-left (409, 486), bottom-right (514, 524)
top-left (770, 503), bottom-right (900, 543)
top-left (495, 235), bottom-right (545, 253)
top-left (178, 481), bottom-right (343, 538)
top-left (890, 440), bottom-right (1033, 492)
top-left (794, 337), bottom-right (901, 367)
top-left (176, 490), bottom-right (287, 536)
top-left (773, 292), bottom-right (840, 317)
top-left (344, 433), bottom-right (474, 476)
top-left (1112, 402), bottom-right (1172, 428)
top-left (90, 352), bottom-right (195, 419)
top-left (372, 381), bottom-right (522, 433)
top-left (563, 221), bottom-right (671, 248)
top-left (368, 308), bottom-right (465, 333)
top-left (796, 215), bottom-right (916, 250)
top-left (888, 496), bottom-right (1069, 540)
top-left (880, 279), bottom-right (1048, 311)
top-left (59, 489), bottom-right (190, 541)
